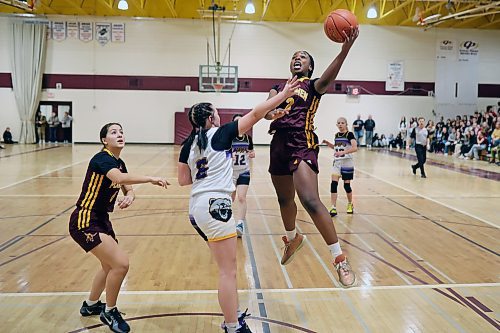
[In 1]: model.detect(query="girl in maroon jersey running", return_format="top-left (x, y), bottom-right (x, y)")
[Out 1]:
top-left (265, 29), bottom-right (359, 287)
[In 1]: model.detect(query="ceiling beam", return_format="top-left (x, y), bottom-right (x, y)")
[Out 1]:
top-left (380, 0), bottom-right (412, 19)
top-left (479, 15), bottom-right (500, 28)
top-left (261, 0), bottom-right (272, 20)
top-left (450, 10), bottom-right (500, 28)
top-left (59, 0), bottom-right (88, 15)
top-left (163, 0), bottom-right (177, 18)
top-left (400, 1), bottom-right (445, 25)
top-left (317, 0), bottom-right (345, 22)
top-left (289, 0), bottom-right (309, 21)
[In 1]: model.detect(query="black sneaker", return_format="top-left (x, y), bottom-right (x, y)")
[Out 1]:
top-left (421, 174), bottom-right (427, 178)
top-left (411, 165), bottom-right (417, 175)
top-left (80, 300), bottom-right (105, 317)
top-left (100, 308), bottom-right (130, 333)
top-left (222, 309), bottom-right (252, 332)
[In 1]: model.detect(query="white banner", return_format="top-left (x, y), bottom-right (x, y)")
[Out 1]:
top-left (386, 61), bottom-right (404, 91)
top-left (79, 22), bottom-right (93, 42)
top-left (436, 39), bottom-right (456, 60)
top-left (96, 23), bottom-right (111, 46)
top-left (67, 22), bottom-right (78, 39)
top-left (458, 40), bottom-right (479, 63)
top-left (111, 23), bottom-right (125, 42)
top-left (52, 21), bottom-right (66, 41)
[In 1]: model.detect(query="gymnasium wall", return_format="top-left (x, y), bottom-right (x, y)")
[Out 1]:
top-left (0, 17), bottom-right (499, 144)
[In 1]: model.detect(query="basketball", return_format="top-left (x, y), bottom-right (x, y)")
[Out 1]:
top-left (324, 9), bottom-right (358, 43)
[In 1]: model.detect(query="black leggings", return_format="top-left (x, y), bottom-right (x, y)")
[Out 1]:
top-left (413, 144), bottom-right (427, 175)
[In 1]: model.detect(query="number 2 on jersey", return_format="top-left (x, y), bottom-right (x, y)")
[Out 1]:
top-left (284, 97), bottom-right (295, 111)
top-left (195, 157), bottom-right (209, 180)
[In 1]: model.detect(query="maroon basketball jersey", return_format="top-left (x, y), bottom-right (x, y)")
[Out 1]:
top-left (75, 149), bottom-right (127, 215)
top-left (269, 77), bottom-right (323, 132)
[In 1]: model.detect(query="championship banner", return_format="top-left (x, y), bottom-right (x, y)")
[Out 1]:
top-left (96, 23), bottom-right (111, 46)
top-left (67, 22), bottom-right (78, 39)
top-left (52, 21), bottom-right (66, 41)
top-left (436, 39), bottom-right (456, 60)
top-left (111, 23), bottom-right (125, 42)
top-left (386, 61), bottom-right (404, 91)
top-left (79, 22), bottom-right (93, 42)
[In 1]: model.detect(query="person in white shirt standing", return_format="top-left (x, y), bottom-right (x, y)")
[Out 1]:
top-left (61, 111), bottom-right (73, 143)
top-left (411, 117), bottom-right (429, 178)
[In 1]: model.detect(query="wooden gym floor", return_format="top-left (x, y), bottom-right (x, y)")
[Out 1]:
top-left (0, 143), bottom-right (498, 332)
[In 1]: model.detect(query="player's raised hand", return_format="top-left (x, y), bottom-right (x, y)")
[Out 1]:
top-left (282, 75), bottom-right (300, 97)
top-left (342, 27), bottom-right (359, 50)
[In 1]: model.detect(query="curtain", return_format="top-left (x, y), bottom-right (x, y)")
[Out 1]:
top-left (10, 21), bottom-right (47, 144)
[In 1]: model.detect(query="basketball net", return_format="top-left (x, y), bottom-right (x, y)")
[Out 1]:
top-left (213, 82), bottom-right (224, 95)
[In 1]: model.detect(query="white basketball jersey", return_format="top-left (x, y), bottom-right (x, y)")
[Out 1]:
top-left (187, 127), bottom-right (235, 196)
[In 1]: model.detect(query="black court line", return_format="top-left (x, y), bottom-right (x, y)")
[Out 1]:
top-left (0, 205), bottom-right (74, 253)
top-left (0, 145), bottom-right (61, 158)
top-left (0, 237), bottom-right (65, 268)
top-left (375, 149), bottom-right (500, 181)
top-left (386, 197), bottom-right (499, 257)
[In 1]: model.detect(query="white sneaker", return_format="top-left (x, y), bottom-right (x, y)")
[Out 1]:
top-left (236, 222), bottom-right (244, 238)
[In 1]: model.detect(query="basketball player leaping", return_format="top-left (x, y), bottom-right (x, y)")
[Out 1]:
top-left (264, 28), bottom-right (359, 287)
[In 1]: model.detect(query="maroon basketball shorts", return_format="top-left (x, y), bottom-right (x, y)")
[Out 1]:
top-left (269, 129), bottom-right (320, 175)
top-left (69, 208), bottom-right (117, 252)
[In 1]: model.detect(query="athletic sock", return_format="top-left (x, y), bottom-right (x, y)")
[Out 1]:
top-left (86, 299), bottom-right (98, 306)
top-left (105, 305), bottom-right (116, 312)
top-left (328, 242), bottom-right (342, 258)
top-left (285, 229), bottom-right (296, 241)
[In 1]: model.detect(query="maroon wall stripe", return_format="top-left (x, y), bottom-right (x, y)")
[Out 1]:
top-left (0, 72), bottom-right (497, 97)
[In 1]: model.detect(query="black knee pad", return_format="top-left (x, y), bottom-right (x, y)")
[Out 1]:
top-left (330, 181), bottom-right (338, 193)
top-left (344, 183), bottom-right (352, 193)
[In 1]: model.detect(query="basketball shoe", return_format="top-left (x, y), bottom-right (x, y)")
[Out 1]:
top-left (236, 221), bottom-right (244, 238)
top-left (329, 206), bottom-right (337, 217)
top-left (334, 255), bottom-right (356, 288)
top-left (80, 300), bottom-right (105, 316)
top-left (346, 202), bottom-right (354, 214)
top-left (281, 232), bottom-right (306, 265)
top-left (100, 307), bottom-right (130, 333)
top-left (222, 309), bottom-right (252, 332)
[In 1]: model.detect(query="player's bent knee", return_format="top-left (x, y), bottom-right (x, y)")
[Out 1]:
top-left (344, 183), bottom-right (352, 193)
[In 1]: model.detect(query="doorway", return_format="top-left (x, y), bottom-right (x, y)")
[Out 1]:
top-left (37, 101), bottom-right (73, 143)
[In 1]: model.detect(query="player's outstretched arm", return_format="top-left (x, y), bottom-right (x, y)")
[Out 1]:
top-left (315, 28), bottom-right (359, 94)
top-left (106, 168), bottom-right (169, 188)
top-left (239, 76), bottom-right (299, 135)
top-left (322, 139), bottom-right (335, 149)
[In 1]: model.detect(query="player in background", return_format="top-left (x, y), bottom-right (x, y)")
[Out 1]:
top-left (230, 114), bottom-right (255, 237)
top-left (322, 117), bottom-right (358, 216)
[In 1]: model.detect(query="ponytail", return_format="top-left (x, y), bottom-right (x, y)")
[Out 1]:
top-left (183, 103), bottom-right (214, 153)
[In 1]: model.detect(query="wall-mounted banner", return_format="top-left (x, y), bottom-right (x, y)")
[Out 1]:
top-left (436, 39), bottom-right (456, 60)
top-left (79, 22), bottom-right (93, 42)
top-left (386, 61), bottom-right (404, 91)
top-left (458, 40), bottom-right (479, 63)
top-left (52, 21), bottom-right (66, 41)
top-left (67, 22), bottom-right (78, 39)
top-left (96, 23), bottom-right (111, 46)
top-left (111, 23), bottom-right (125, 42)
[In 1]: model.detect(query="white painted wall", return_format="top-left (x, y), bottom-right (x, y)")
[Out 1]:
top-left (1, 17), bottom-right (499, 143)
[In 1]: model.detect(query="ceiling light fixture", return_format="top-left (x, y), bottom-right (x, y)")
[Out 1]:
top-left (118, 0), bottom-right (128, 11)
top-left (367, 5), bottom-right (378, 19)
top-left (245, 0), bottom-right (255, 14)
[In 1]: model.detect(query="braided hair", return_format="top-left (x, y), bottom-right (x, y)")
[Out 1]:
top-left (182, 102), bottom-right (214, 153)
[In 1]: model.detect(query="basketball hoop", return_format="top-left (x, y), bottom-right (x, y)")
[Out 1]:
top-left (213, 82), bottom-right (224, 94)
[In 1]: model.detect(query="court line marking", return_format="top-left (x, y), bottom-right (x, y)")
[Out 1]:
top-left (355, 168), bottom-right (499, 229)
top-left (0, 159), bottom-right (88, 191)
top-left (1, 283), bottom-right (498, 297)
